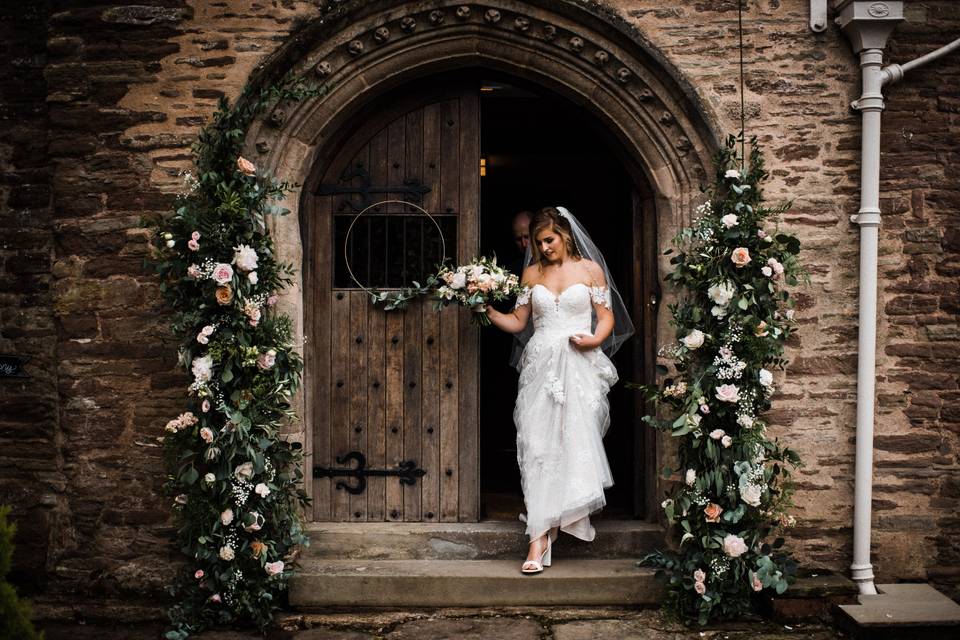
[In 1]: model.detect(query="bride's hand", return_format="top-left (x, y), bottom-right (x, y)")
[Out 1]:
top-left (569, 333), bottom-right (598, 351)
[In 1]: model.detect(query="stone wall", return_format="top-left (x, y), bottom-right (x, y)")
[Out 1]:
top-left (0, 0), bottom-right (956, 618)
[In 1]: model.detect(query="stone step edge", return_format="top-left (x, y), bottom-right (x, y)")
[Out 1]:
top-left (289, 559), bottom-right (663, 607)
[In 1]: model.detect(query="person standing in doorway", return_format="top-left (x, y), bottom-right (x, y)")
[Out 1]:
top-left (508, 210), bottom-right (532, 277)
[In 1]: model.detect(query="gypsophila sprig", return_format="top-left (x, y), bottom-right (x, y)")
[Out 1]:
top-left (635, 135), bottom-right (807, 626)
top-left (145, 73), bottom-right (328, 639)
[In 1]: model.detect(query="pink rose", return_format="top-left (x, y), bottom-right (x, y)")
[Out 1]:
top-left (194, 569), bottom-right (204, 579)
top-left (211, 263), bottom-right (234, 285)
top-left (220, 508), bottom-right (234, 525)
top-left (191, 231), bottom-right (200, 241)
top-left (693, 569), bottom-right (706, 583)
top-left (767, 257), bottom-right (784, 275)
top-left (265, 560), bottom-right (284, 576)
top-left (722, 533), bottom-right (748, 558)
top-left (237, 156), bottom-right (256, 176)
top-left (200, 427), bottom-right (214, 444)
top-left (201, 398), bottom-right (210, 413)
top-left (188, 239), bottom-right (199, 251)
top-left (694, 581), bottom-right (706, 595)
top-left (715, 384), bottom-right (740, 403)
top-left (730, 247), bottom-right (751, 268)
top-left (751, 571), bottom-right (763, 592)
top-left (187, 264), bottom-right (201, 279)
top-left (721, 435), bottom-right (733, 448)
top-left (210, 593), bottom-right (221, 603)
top-left (256, 349), bottom-right (277, 371)
top-left (709, 429), bottom-right (725, 440)
top-left (267, 294), bottom-right (278, 306)
top-left (699, 403), bottom-right (710, 414)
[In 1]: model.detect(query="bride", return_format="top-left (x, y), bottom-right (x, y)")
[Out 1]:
top-left (483, 206), bottom-right (634, 574)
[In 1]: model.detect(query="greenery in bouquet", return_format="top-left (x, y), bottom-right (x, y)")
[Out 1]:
top-left (145, 75), bottom-right (325, 638)
top-left (433, 256), bottom-right (524, 325)
top-left (636, 135), bottom-right (808, 625)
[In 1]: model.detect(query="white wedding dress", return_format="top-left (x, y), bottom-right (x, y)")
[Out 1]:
top-left (513, 282), bottom-right (619, 542)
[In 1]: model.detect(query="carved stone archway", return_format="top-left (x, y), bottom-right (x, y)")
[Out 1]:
top-left (242, 0), bottom-right (721, 519)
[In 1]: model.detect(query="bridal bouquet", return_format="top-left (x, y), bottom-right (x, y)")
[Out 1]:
top-left (433, 256), bottom-right (523, 325)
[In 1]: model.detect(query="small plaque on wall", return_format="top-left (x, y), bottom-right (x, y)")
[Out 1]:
top-left (0, 355), bottom-right (30, 379)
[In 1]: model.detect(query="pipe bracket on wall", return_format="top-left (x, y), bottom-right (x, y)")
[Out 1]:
top-left (810, 0), bottom-right (828, 32)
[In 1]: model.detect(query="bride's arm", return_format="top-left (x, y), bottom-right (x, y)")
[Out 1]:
top-left (570, 261), bottom-right (614, 351)
top-left (484, 265), bottom-right (535, 334)
top-left (485, 300), bottom-right (531, 334)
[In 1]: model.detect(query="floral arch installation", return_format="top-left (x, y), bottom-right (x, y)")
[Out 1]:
top-left (241, 0), bottom-right (723, 518)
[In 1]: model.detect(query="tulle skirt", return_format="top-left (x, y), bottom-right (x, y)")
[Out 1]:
top-left (514, 330), bottom-right (618, 541)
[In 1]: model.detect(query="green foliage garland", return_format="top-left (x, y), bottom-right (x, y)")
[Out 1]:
top-left (147, 75), bottom-right (326, 638)
top-left (0, 506), bottom-right (42, 640)
top-left (639, 136), bottom-right (807, 625)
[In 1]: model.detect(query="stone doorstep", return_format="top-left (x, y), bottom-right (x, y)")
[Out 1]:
top-left (836, 583), bottom-right (960, 638)
top-left (289, 558), bottom-right (662, 608)
top-left (303, 520), bottom-right (664, 560)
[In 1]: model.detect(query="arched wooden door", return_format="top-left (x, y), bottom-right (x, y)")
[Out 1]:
top-left (304, 80), bottom-right (480, 522)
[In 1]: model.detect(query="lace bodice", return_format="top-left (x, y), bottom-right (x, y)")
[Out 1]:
top-left (515, 283), bottom-right (612, 334)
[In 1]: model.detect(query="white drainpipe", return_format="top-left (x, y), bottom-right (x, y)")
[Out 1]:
top-left (834, 0), bottom-right (960, 596)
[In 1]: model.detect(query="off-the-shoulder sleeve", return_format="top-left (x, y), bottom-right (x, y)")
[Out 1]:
top-left (514, 285), bottom-right (532, 309)
top-left (589, 285), bottom-right (612, 309)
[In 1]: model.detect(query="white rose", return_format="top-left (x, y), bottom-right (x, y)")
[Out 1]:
top-left (737, 414), bottom-right (755, 428)
top-left (219, 545), bottom-right (235, 561)
top-left (707, 282), bottom-right (736, 306)
top-left (450, 272), bottom-right (467, 289)
top-left (709, 429), bottom-right (725, 440)
top-left (759, 369), bottom-right (773, 387)
top-left (721, 213), bottom-right (739, 228)
top-left (721, 435), bottom-right (733, 448)
top-left (166, 239), bottom-right (176, 248)
top-left (761, 266), bottom-right (773, 277)
top-left (682, 329), bottom-right (705, 350)
top-left (685, 469), bottom-right (696, 486)
top-left (204, 472), bottom-right (216, 483)
top-left (248, 271), bottom-right (258, 285)
top-left (741, 483), bottom-right (763, 507)
top-left (220, 508), bottom-right (234, 525)
top-left (724, 169), bottom-right (741, 179)
top-left (254, 483), bottom-right (271, 498)
top-left (234, 461), bottom-right (254, 480)
top-left (711, 305), bottom-right (728, 319)
top-left (722, 533), bottom-right (748, 558)
top-left (232, 244), bottom-right (259, 272)
top-left (785, 309), bottom-right (795, 320)
top-left (191, 355), bottom-right (213, 383)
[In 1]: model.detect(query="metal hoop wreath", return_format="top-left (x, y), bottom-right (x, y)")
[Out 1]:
top-left (342, 199), bottom-right (448, 295)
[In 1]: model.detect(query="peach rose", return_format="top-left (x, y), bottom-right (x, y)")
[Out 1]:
top-left (704, 503), bottom-right (723, 523)
top-left (237, 156), bottom-right (256, 176)
top-left (250, 540), bottom-right (265, 558)
top-left (730, 247), bottom-right (751, 268)
top-left (215, 285), bottom-right (233, 305)
top-left (754, 321), bottom-right (769, 337)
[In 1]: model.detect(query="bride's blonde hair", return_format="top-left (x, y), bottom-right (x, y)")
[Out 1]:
top-left (529, 207), bottom-right (581, 267)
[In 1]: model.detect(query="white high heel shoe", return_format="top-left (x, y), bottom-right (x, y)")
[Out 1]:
top-left (521, 533), bottom-right (553, 574)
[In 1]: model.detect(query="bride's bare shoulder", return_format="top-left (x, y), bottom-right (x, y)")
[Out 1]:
top-left (521, 264), bottom-right (541, 286)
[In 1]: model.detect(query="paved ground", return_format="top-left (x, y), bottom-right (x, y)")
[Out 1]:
top-left (40, 607), bottom-right (845, 639)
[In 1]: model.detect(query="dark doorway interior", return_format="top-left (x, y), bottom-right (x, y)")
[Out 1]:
top-left (478, 74), bottom-right (642, 521)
